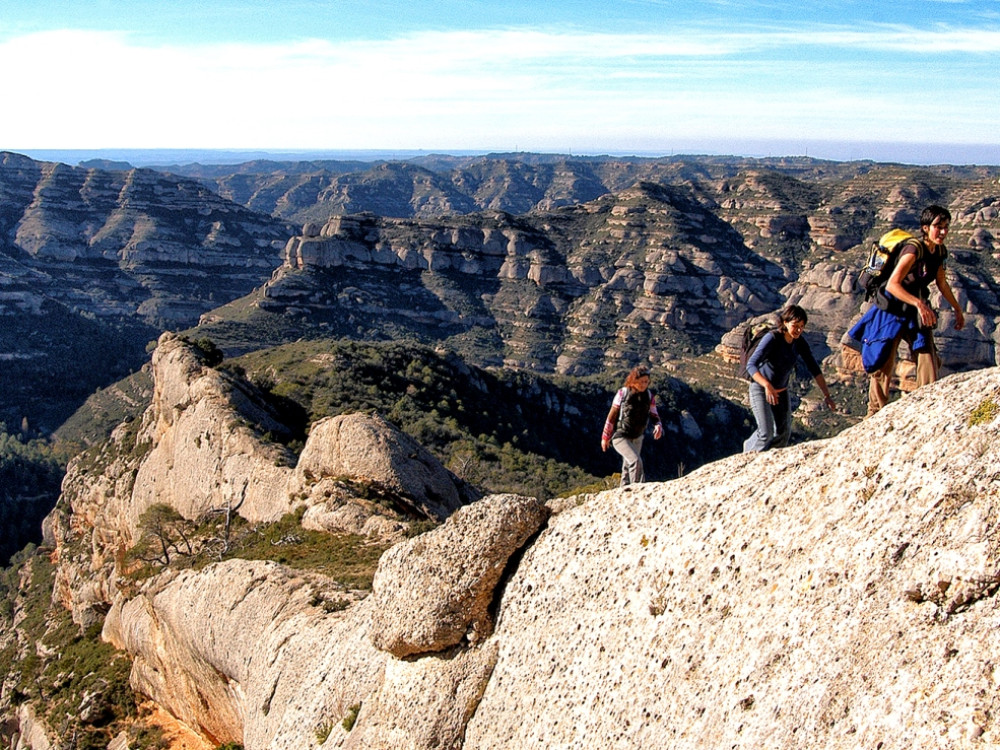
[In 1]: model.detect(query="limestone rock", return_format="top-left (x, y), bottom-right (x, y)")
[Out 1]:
top-left (464, 367), bottom-right (1000, 749)
top-left (293, 412), bottom-right (477, 522)
top-left (77, 367), bottom-right (1000, 750)
top-left (342, 643), bottom-right (498, 750)
top-left (48, 333), bottom-right (473, 627)
top-left (13, 704), bottom-right (55, 750)
top-left (131, 332), bottom-right (297, 532)
top-left (369, 494), bottom-right (549, 658)
top-left (103, 560), bottom-right (390, 750)
top-left (0, 152), bottom-right (291, 329)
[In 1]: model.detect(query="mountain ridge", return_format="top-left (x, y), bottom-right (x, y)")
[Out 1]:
top-left (6, 329), bottom-right (997, 748)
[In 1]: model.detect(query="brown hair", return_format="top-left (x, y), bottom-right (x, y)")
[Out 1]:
top-left (623, 365), bottom-right (651, 390)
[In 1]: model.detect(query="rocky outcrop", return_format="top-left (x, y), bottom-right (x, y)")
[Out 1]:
top-left (265, 184), bottom-right (790, 375)
top-left (103, 561), bottom-right (389, 749)
top-left (96, 366), bottom-right (1000, 749)
top-left (0, 152), bottom-right (292, 328)
top-left (130, 334), bottom-right (296, 531)
top-left (292, 413), bottom-right (470, 523)
top-left (0, 151), bottom-right (296, 433)
top-left (245, 168), bottom-right (1000, 380)
top-left (50, 333), bottom-right (474, 627)
top-left (369, 494), bottom-right (549, 657)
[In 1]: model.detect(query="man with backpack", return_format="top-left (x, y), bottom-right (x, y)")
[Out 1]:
top-left (854, 205), bottom-right (966, 415)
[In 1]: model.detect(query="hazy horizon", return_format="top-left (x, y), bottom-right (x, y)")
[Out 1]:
top-left (12, 142), bottom-right (1000, 169)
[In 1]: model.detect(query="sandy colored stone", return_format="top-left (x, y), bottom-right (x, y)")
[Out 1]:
top-left (293, 413), bottom-right (477, 522)
top-left (341, 643), bottom-right (498, 750)
top-left (369, 494), bottom-right (549, 657)
top-left (103, 560), bottom-right (389, 750)
top-left (46, 362), bottom-right (1000, 749)
top-left (464, 367), bottom-right (1000, 749)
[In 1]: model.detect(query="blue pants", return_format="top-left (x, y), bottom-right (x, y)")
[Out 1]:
top-left (743, 382), bottom-right (791, 453)
top-left (612, 435), bottom-right (645, 485)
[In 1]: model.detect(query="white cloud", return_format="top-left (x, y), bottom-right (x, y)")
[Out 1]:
top-left (1, 25), bottom-right (997, 150)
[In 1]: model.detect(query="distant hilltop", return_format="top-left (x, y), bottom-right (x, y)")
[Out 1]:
top-left (22, 148), bottom-right (499, 168)
top-left (1, 149), bottom-right (997, 434)
top-left (17, 142), bottom-right (1000, 169)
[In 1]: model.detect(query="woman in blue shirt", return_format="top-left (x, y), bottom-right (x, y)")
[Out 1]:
top-left (743, 305), bottom-right (836, 453)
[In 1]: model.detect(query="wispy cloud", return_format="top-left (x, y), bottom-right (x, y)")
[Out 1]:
top-left (1, 25), bottom-right (997, 151)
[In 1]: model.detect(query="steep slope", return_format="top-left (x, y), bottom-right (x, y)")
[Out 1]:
top-left (200, 178), bottom-right (998, 385)
top-left (213, 185), bottom-right (786, 374)
top-left (0, 151), bottom-right (295, 432)
top-left (47, 333), bottom-right (478, 629)
top-left (89, 365), bottom-right (1000, 749)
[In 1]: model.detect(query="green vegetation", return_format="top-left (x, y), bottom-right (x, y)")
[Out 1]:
top-left (968, 397), bottom-right (999, 427)
top-left (229, 338), bottom-right (613, 498)
top-left (342, 703), bottom-right (362, 732)
top-left (222, 337), bottom-right (746, 496)
top-left (0, 300), bottom-right (153, 436)
top-left (126, 723), bottom-right (170, 750)
top-left (0, 424), bottom-right (66, 565)
top-left (188, 336), bottom-right (225, 367)
top-left (1, 548), bottom-right (139, 749)
top-left (123, 506), bottom-right (391, 592)
top-left (315, 719), bottom-right (337, 743)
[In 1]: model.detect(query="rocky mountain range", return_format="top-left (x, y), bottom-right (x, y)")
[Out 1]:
top-left (2, 148), bottom-right (998, 578)
top-left (156, 152), bottom-right (1000, 225)
top-left (3, 149), bottom-right (998, 432)
top-left (0, 151), bottom-right (293, 432)
top-left (204, 170), bottom-right (1000, 388)
top-left (3, 320), bottom-right (998, 748)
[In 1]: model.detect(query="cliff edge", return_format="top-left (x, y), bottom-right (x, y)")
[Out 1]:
top-left (97, 365), bottom-right (999, 749)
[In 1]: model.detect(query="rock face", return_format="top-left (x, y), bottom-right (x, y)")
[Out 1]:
top-left (0, 151), bottom-right (292, 328)
top-left (293, 413), bottom-right (470, 523)
top-left (49, 333), bottom-right (475, 627)
top-left (0, 151), bottom-right (295, 432)
top-left (265, 186), bottom-right (788, 375)
top-left (369, 494), bottom-right (549, 657)
top-left (246, 174), bottom-right (999, 379)
top-left (91, 366), bottom-right (1000, 749)
top-left (103, 561), bottom-right (390, 749)
top-left (5, 151), bottom-right (1000, 433)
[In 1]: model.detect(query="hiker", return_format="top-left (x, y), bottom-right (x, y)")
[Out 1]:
top-left (601, 365), bottom-right (664, 486)
top-left (850, 205), bottom-right (966, 416)
top-left (743, 305), bottom-right (836, 453)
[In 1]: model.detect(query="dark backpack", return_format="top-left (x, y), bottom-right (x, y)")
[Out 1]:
top-left (616, 387), bottom-right (652, 439)
top-left (858, 229), bottom-right (923, 301)
top-left (736, 323), bottom-right (774, 380)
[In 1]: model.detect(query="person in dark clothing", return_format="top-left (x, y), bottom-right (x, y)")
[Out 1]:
top-left (601, 365), bottom-right (663, 485)
top-left (743, 305), bottom-right (836, 453)
top-left (866, 204), bottom-right (965, 415)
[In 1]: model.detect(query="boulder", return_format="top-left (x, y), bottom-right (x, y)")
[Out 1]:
top-left (342, 643), bottom-right (499, 750)
top-left (369, 494), bottom-right (549, 657)
top-left (294, 413), bottom-right (477, 522)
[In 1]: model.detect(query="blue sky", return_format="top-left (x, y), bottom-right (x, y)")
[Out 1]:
top-left (2, 0), bottom-right (999, 163)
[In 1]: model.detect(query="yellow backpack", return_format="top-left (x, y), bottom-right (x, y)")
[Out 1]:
top-left (858, 228), bottom-right (922, 300)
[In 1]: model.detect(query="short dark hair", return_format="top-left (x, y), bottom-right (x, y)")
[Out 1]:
top-left (920, 205), bottom-right (951, 228)
top-left (779, 304), bottom-right (808, 325)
